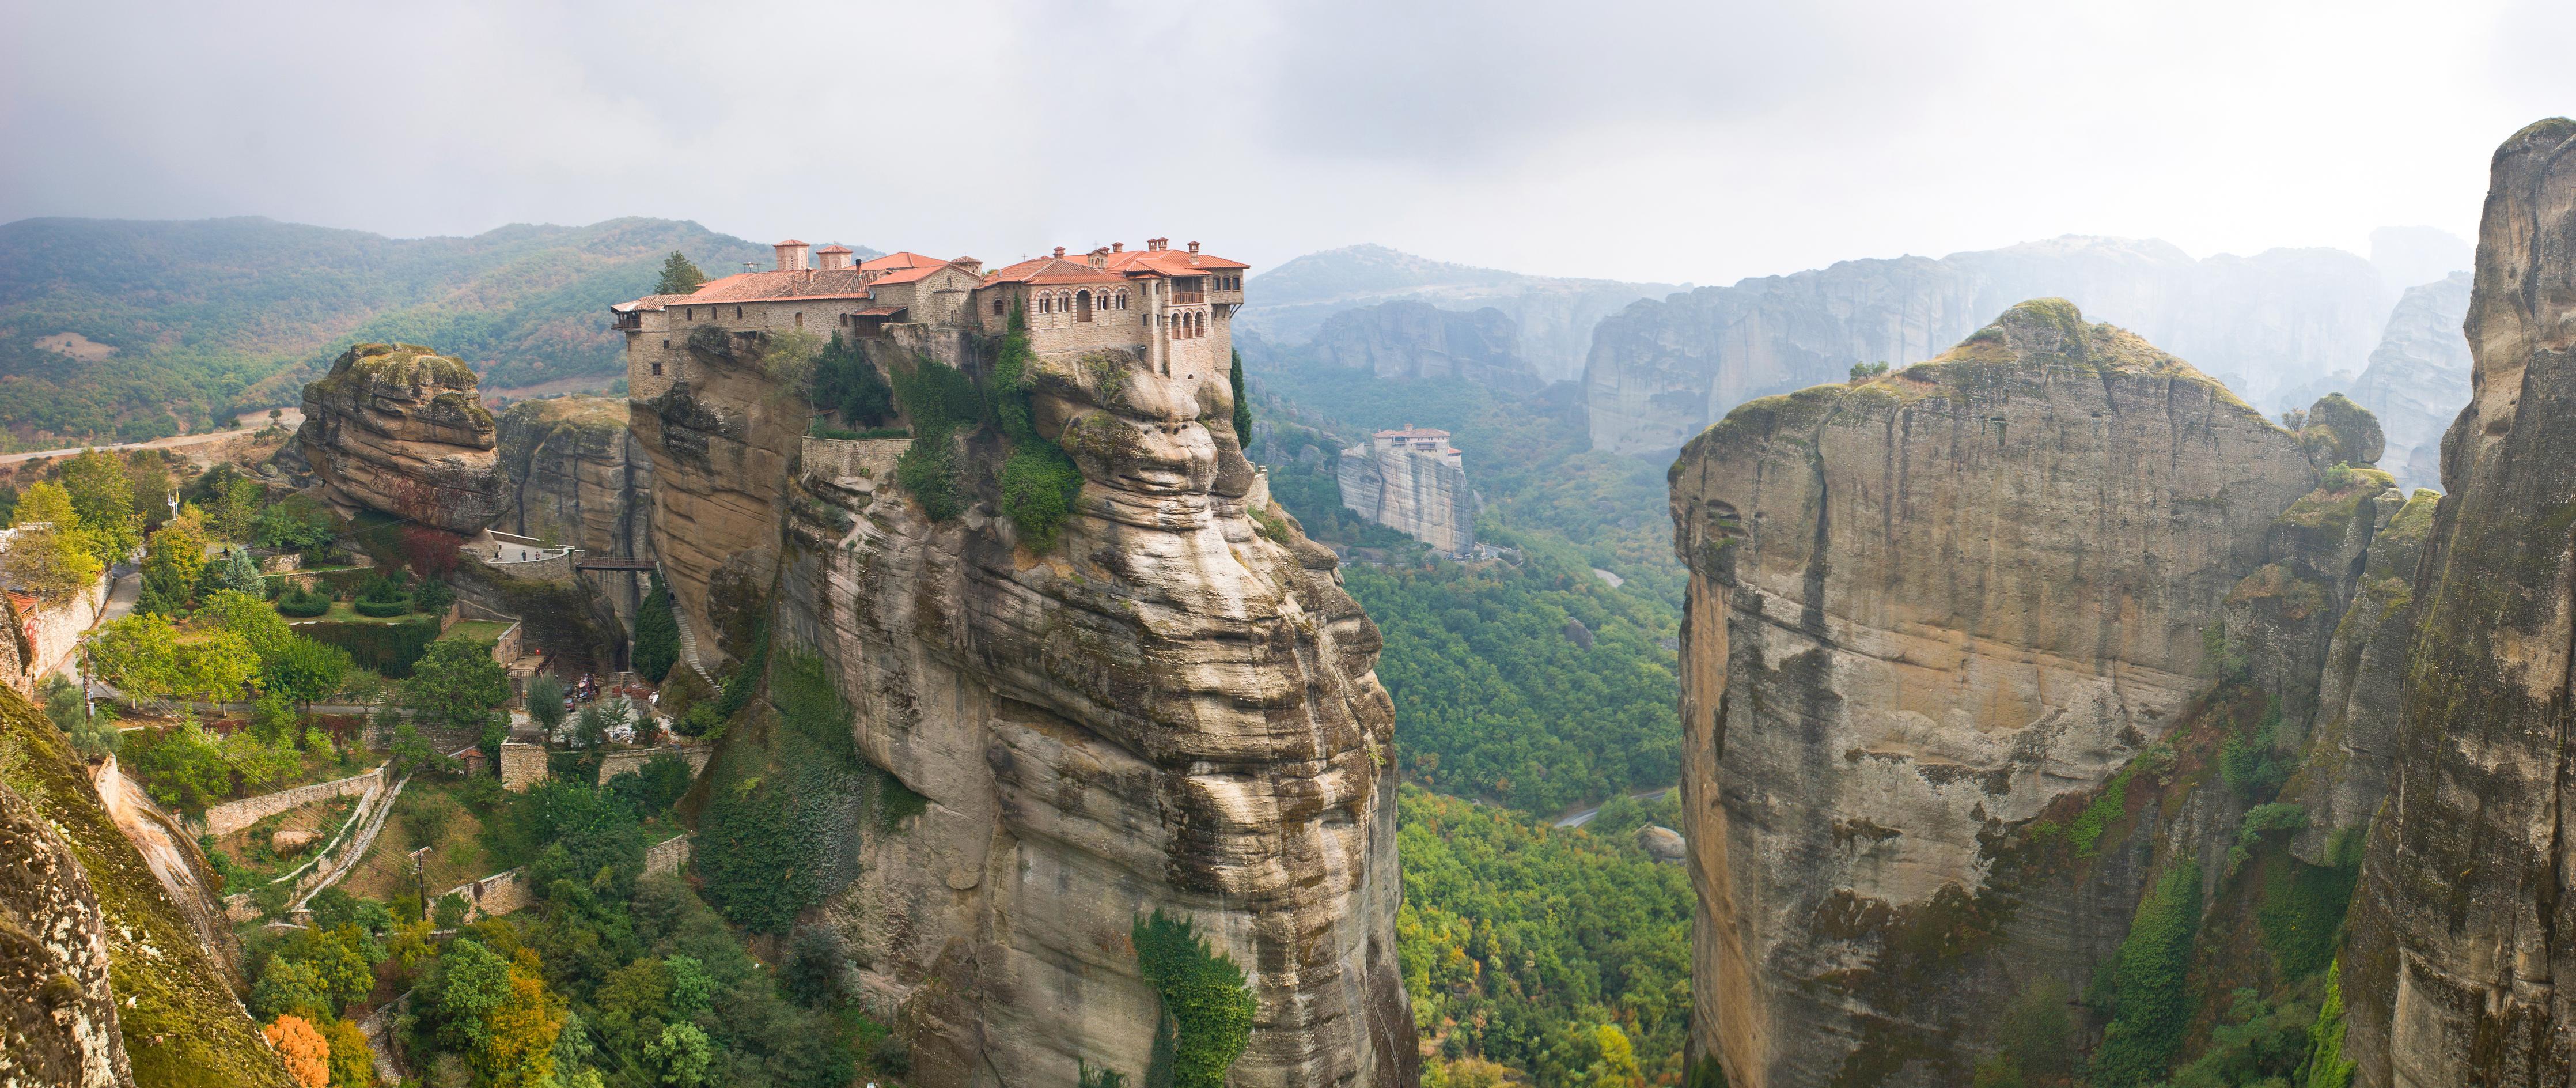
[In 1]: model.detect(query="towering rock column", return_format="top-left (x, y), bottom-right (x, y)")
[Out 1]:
top-left (1668, 301), bottom-right (2322, 1086)
top-left (2342, 118), bottom-right (2576, 1088)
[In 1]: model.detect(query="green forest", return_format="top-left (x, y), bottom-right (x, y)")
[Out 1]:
top-left (0, 216), bottom-right (795, 444)
top-left (1243, 342), bottom-right (1695, 1083)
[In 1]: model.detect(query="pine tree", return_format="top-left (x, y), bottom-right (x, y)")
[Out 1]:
top-left (1229, 349), bottom-right (1253, 448)
top-left (653, 251), bottom-right (706, 295)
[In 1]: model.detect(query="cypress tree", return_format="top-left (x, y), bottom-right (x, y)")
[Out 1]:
top-left (1228, 349), bottom-right (1253, 448)
top-left (653, 251), bottom-right (706, 295)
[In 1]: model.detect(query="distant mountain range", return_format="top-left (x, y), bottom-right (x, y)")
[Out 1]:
top-left (0, 216), bottom-right (800, 444)
top-left (1240, 243), bottom-right (1678, 382)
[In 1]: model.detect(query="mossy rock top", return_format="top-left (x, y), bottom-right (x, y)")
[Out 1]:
top-left (320, 342), bottom-right (481, 390)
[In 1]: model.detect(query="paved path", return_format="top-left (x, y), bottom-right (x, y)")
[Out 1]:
top-left (0, 410), bottom-right (302, 467)
top-left (1553, 787), bottom-right (1674, 829)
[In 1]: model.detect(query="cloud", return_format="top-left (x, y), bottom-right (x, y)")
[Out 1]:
top-left (0, 0), bottom-right (2550, 285)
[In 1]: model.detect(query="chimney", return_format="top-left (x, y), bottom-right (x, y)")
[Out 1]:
top-left (1112, 241), bottom-right (1124, 252)
top-left (1054, 245), bottom-right (1066, 258)
top-left (1147, 237), bottom-right (1166, 251)
top-left (1187, 240), bottom-right (1200, 254)
top-left (817, 244), bottom-right (851, 271)
top-left (774, 239), bottom-right (810, 272)
top-left (1090, 247), bottom-right (1109, 267)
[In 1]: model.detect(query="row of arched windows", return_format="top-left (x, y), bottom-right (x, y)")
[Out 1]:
top-left (1168, 309), bottom-right (1207, 339)
top-left (1035, 288), bottom-right (1130, 322)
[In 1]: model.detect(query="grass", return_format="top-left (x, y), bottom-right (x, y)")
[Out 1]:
top-left (207, 795), bottom-right (359, 891)
top-left (290, 600), bottom-right (426, 626)
top-left (438, 619), bottom-right (514, 645)
top-left (334, 777), bottom-right (493, 902)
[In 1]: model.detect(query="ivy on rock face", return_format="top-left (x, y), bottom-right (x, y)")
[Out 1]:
top-left (1131, 910), bottom-right (1255, 1088)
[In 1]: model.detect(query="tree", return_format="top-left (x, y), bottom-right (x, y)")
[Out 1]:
top-left (527, 674), bottom-right (567, 737)
top-left (267, 637), bottom-right (355, 709)
top-left (480, 949), bottom-right (566, 1088)
top-left (137, 507), bottom-right (210, 616)
top-left (645, 1022), bottom-right (712, 1087)
top-left (653, 251), bottom-right (706, 296)
top-left (406, 638), bottom-right (514, 739)
top-left (43, 674), bottom-right (118, 757)
top-left (1230, 349), bottom-right (1253, 447)
top-left (632, 577), bottom-right (679, 683)
top-left (199, 547), bottom-right (266, 598)
top-left (60, 449), bottom-right (142, 564)
top-left (811, 333), bottom-right (895, 428)
top-left (8, 483), bottom-right (104, 600)
top-left (264, 1014), bottom-right (332, 1088)
top-left (1590, 1025), bottom-right (1646, 1088)
top-left (205, 467), bottom-right (266, 543)
top-left (257, 493), bottom-right (340, 555)
top-left (90, 613), bottom-right (185, 702)
top-left (319, 1014), bottom-right (375, 1087)
top-left (174, 628), bottom-right (262, 703)
top-left (124, 450), bottom-right (173, 530)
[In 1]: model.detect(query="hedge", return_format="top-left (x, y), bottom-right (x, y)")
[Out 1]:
top-left (352, 596), bottom-right (414, 618)
top-left (275, 589), bottom-right (331, 618)
top-left (296, 617), bottom-right (442, 678)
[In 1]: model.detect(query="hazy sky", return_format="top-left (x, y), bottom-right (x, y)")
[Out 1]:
top-left (4, 0), bottom-right (2567, 285)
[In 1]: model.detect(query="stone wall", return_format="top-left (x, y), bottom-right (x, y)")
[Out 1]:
top-left (497, 743), bottom-right (548, 792)
top-left (643, 834), bottom-right (690, 877)
top-left (196, 768), bottom-right (382, 838)
top-left (441, 867), bottom-right (532, 922)
top-left (593, 745), bottom-right (710, 787)
top-left (22, 578), bottom-right (106, 689)
top-left (1338, 443), bottom-right (1476, 553)
top-left (799, 436), bottom-right (907, 483)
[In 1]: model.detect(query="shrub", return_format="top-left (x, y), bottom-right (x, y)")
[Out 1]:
top-left (999, 443), bottom-right (1083, 550)
top-left (354, 596), bottom-right (414, 618)
top-left (2092, 859), bottom-right (2203, 1086)
top-left (810, 332), bottom-right (896, 428)
top-left (894, 438), bottom-right (966, 522)
top-left (631, 576), bottom-right (679, 683)
top-left (276, 587), bottom-right (333, 618)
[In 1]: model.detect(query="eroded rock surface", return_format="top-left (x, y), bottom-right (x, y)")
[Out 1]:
top-left (1310, 301), bottom-right (1538, 389)
top-left (0, 780), bottom-right (130, 1088)
top-left (2342, 117), bottom-right (2576, 1088)
top-left (642, 329), bottom-right (1416, 1085)
top-left (2346, 271), bottom-right (2472, 489)
top-left (1668, 300), bottom-right (2335, 1086)
top-left (286, 343), bottom-right (505, 532)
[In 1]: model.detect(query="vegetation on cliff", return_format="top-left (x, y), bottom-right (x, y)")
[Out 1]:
top-left (631, 575), bottom-right (680, 683)
top-left (1131, 911), bottom-right (1257, 1088)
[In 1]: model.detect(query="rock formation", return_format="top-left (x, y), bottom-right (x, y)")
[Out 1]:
top-left (0, 685), bottom-right (296, 1088)
top-left (1667, 299), bottom-right (2416, 1085)
top-left (1240, 243), bottom-right (1676, 383)
top-left (1309, 301), bottom-right (1537, 389)
top-left (0, 781), bottom-right (129, 1088)
top-left (285, 343), bottom-right (506, 533)
top-left (1337, 428), bottom-right (1476, 554)
top-left (494, 395), bottom-right (656, 621)
top-left (638, 325), bottom-right (1416, 1084)
top-left (2345, 271), bottom-right (2472, 489)
top-left (1593, 236), bottom-right (2393, 455)
top-left (2342, 117), bottom-right (2576, 1088)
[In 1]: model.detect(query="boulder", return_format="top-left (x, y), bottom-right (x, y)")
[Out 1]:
top-left (1636, 825), bottom-right (1686, 863)
top-left (288, 343), bottom-right (505, 533)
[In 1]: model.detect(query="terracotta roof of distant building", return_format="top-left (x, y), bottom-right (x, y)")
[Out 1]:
top-left (1375, 425), bottom-right (1451, 440)
top-left (1102, 247), bottom-right (1250, 275)
top-left (817, 244), bottom-right (852, 254)
top-left (867, 260), bottom-right (977, 286)
top-left (683, 269), bottom-right (878, 303)
top-left (775, 238), bottom-right (806, 246)
top-left (610, 293), bottom-right (699, 313)
top-left (859, 251), bottom-right (946, 271)
top-left (980, 256), bottom-right (1128, 286)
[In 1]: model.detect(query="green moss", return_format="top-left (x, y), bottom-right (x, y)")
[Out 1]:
top-left (2300, 961), bottom-right (2357, 1088)
top-left (0, 682), bottom-right (299, 1086)
top-left (2091, 858), bottom-right (2203, 1087)
top-left (2069, 766), bottom-right (2135, 858)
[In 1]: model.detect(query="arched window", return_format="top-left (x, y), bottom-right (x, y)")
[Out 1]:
top-left (1076, 290), bottom-right (1093, 322)
top-left (1040, 294), bottom-right (1051, 315)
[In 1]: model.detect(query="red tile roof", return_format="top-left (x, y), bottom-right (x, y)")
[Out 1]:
top-left (1102, 247), bottom-right (1250, 275)
top-left (980, 256), bottom-right (1128, 286)
top-left (859, 251), bottom-right (945, 271)
top-left (683, 269), bottom-right (878, 303)
top-left (611, 293), bottom-right (699, 313)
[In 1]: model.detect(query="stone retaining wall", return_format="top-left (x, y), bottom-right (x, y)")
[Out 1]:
top-left (197, 767), bottom-right (383, 837)
top-left (594, 745), bottom-right (712, 786)
top-left (442, 867), bottom-right (532, 921)
top-left (645, 834), bottom-right (690, 877)
top-left (800, 436), bottom-right (907, 482)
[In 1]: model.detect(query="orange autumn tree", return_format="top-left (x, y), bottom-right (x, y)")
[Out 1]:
top-left (264, 1014), bottom-right (332, 1088)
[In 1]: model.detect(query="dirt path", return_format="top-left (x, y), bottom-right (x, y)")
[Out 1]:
top-left (0, 410), bottom-right (304, 467)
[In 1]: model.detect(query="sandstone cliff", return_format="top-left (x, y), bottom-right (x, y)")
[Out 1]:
top-left (285, 343), bottom-right (506, 533)
top-left (0, 685), bottom-right (295, 1088)
top-left (2342, 117), bottom-right (2576, 1088)
top-left (2345, 271), bottom-right (2472, 489)
top-left (1594, 236), bottom-right (2393, 455)
top-left (639, 326), bottom-right (1417, 1085)
top-left (1666, 300), bottom-right (2416, 1085)
top-left (1309, 301), bottom-right (1538, 389)
top-left (1337, 441), bottom-right (1476, 554)
top-left (494, 395), bottom-right (656, 622)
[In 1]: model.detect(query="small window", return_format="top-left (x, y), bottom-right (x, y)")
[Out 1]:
top-left (736, 305), bottom-right (743, 319)
top-left (795, 311), bottom-right (804, 328)
top-left (994, 298), bottom-right (1005, 316)
top-left (662, 339), bottom-right (669, 348)
top-left (652, 361), bottom-right (664, 376)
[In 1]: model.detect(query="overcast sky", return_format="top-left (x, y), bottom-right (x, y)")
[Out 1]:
top-left (3, 0), bottom-right (2567, 285)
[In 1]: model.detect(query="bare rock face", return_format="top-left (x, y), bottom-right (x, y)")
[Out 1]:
top-left (641, 330), bottom-right (1416, 1085)
top-left (1593, 236), bottom-right (2393, 455)
top-left (1310, 301), bottom-right (1539, 389)
top-left (2283, 485), bottom-right (2435, 866)
top-left (2346, 273), bottom-right (2473, 489)
top-left (1336, 441), bottom-right (1477, 554)
top-left (0, 780), bottom-right (130, 1088)
top-left (289, 343), bottom-right (506, 532)
top-left (1668, 300), bottom-right (2327, 1086)
top-left (2342, 117), bottom-right (2576, 1088)
top-left (496, 396), bottom-right (654, 559)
